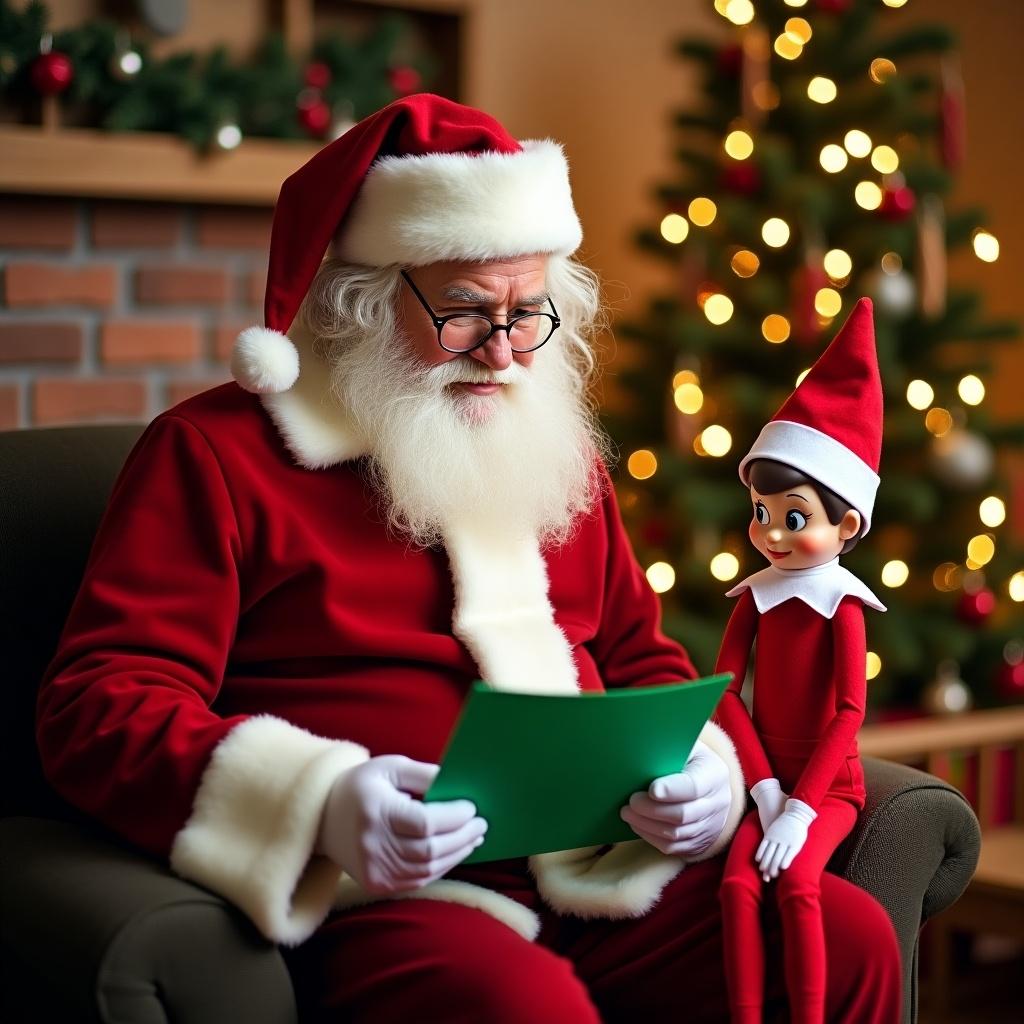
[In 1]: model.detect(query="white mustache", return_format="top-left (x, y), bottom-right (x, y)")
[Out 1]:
top-left (423, 359), bottom-right (526, 389)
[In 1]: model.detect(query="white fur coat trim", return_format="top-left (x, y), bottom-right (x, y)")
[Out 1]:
top-left (169, 714), bottom-right (369, 946)
top-left (334, 140), bottom-right (583, 267)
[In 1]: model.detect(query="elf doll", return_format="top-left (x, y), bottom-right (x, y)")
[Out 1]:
top-left (713, 298), bottom-right (886, 1024)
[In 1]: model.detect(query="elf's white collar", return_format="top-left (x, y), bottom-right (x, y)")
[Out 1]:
top-left (726, 557), bottom-right (886, 618)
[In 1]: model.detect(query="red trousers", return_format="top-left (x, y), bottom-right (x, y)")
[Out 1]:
top-left (720, 801), bottom-right (859, 1024)
top-left (282, 853), bottom-right (900, 1023)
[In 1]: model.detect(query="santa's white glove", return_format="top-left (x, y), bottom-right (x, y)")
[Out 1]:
top-left (756, 798), bottom-right (817, 881)
top-left (620, 739), bottom-right (732, 857)
top-left (316, 754), bottom-right (488, 895)
top-left (750, 777), bottom-right (789, 834)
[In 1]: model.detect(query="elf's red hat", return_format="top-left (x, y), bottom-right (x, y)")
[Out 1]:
top-left (231, 93), bottom-right (583, 395)
top-left (738, 297), bottom-right (883, 533)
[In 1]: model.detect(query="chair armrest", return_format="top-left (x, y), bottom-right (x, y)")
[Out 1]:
top-left (0, 816), bottom-right (298, 1024)
top-left (827, 756), bottom-right (981, 1024)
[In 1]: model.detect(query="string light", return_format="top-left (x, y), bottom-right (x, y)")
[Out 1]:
top-left (844, 130), bottom-right (872, 158)
top-left (731, 249), bottom-right (760, 277)
top-left (824, 249), bottom-right (852, 279)
top-left (1009, 571), bottom-right (1024, 602)
top-left (660, 213), bottom-right (689, 244)
top-left (627, 449), bottom-right (658, 480)
top-left (882, 0), bottom-right (908, 8)
top-left (216, 124), bottom-right (242, 150)
top-left (672, 369), bottom-right (699, 389)
top-left (762, 217), bottom-right (791, 247)
top-left (881, 560), bottom-right (909, 588)
top-left (784, 0), bottom-right (809, 6)
top-left (785, 18), bottom-right (812, 44)
top-left (958, 374), bottom-right (985, 405)
top-left (710, 552), bottom-right (740, 582)
top-left (796, 368), bottom-right (811, 386)
top-left (870, 58), bottom-right (897, 84)
top-left (866, 652), bottom-right (882, 680)
top-left (807, 77), bottom-right (836, 103)
top-left (925, 408), bottom-right (953, 436)
top-left (906, 380), bottom-right (934, 410)
top-left (724, 0), bottom-right (755, 27)
top-left (973, 230), bottom-right (1000, 262)
top-left (871, 145), bottom-right (899, 173)
top-left (880, 251), bottom-right (903, 274)
top-left (704, 294), bottom-right (735, 325)
top-left (753, 81), bottom-right (781, 110)
top-left (688, 197), bottom-right (718, 226)
top-left (820, 144), bottom-right (848, 173)
top-left (855, 182), bottom-right (883, 210)
top-left (979, 496), bottom-right (1006, 528)
top-left (814, 288), bottom-right (842, 317)
top-left (646, 562), bottom-right (676, 593)
top-left (725, 130), bottom-right (754, 160)
top-left (700, 425), bottom-right (733, 457)
top-left (713, 0), bottom-right (731, 15)
top-left (966, 534), bottom-right (996, 568)
top-left (674, 383), bottom-right (704, 414)
top-left (762, 314), bottom-right (791, 343)
top-left (774, 34), bottom-right (803, 61)
top-left (933, 563), bottom-right (962, 592)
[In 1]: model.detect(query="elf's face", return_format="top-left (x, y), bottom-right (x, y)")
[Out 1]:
top-left (748, 483), bottom-right (861, 571)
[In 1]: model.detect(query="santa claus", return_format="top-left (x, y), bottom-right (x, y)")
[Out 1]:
top-left (36, 94), bottom-right (900, 1021)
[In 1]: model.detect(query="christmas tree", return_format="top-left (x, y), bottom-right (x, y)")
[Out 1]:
top-left (607, 0), bottom-right (1023, 713)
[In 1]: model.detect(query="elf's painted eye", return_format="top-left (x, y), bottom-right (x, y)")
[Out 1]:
top-left (786, 510), bottom-right (808, 531)
top-left (754, 501), bottom-right (769, 525)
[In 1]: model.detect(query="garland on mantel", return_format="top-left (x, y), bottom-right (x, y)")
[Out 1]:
top-left (0, 0), bottom-right (436, 150)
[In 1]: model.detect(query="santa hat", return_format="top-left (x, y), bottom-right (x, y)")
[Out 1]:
top-left (738, 297), bottom-right (883, 534)
top-left (231, 93), bottom-right (583, 395)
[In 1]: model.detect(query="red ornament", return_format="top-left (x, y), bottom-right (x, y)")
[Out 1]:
top-left (879, 185), bottom-right (916, 222)
top-left (388, 66), bottom-right (422, 97)
top-left (303, 61), bottom-right (332, 91)
top-left (716, 44), bottom-right (743, 79)
top-left (996, 660), bottom-right (1024, 701)
top-left (296, 92), bottom-right (331, 139)
top-left (815, 0), bottom-right (852, 13)
top-left (956, 588), bottom-right (995, 626)
top-left (720, 160), bottom-right (761, 196)
top-left (31, 50), bottom-right (74, 96)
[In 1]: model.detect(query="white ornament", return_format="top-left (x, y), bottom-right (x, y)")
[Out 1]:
top-left (929, 428), bottom-right (994, 489)
top-left (865, 267), bottom-right (916, 317)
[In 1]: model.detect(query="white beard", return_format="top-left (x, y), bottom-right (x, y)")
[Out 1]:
top-left (329, 328), bottom-right (605, 549)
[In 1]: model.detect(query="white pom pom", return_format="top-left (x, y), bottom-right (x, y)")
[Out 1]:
top-left (230, 327), bottom-right (300, 394)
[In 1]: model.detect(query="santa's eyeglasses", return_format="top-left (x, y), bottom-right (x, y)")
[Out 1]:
top-left (400, 270), bottom-right (561, 354)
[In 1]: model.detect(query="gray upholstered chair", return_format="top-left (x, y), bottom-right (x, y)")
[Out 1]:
top-left (0, 424), bottom-right (980, 1023)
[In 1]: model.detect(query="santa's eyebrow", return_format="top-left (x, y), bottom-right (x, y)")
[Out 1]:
top-left (786, 493), bottom-right (810, 502)
top-left (440, 285), bottom-right (550, 306)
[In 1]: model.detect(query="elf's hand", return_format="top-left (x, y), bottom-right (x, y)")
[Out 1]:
top-left (750, 777), bottom-right (789, 834)
top-left (620, 739), bottom-right (732, 857)
top-left (317, 755), bottom-right (488, 895)
top-left (756, 798), bottom-right (817, 881)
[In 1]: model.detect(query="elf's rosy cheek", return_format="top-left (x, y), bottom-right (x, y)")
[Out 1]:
top-left (796, 533), bottom-right (829, 556)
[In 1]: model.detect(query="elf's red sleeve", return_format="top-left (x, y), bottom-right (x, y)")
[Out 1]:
top-left (713, 589), bottom-right (774, 788)
top-left (790, 595), bottom-right (867, 809)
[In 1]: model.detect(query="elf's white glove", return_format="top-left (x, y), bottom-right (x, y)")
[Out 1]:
top-left (750, 777), bottom-right (789, 834)
top-left (316, 754), bottom-right (488, 895)
top-left (756, 798), bottom-right (817, 881)
top-left (620, 739), bottom-right (732, 857)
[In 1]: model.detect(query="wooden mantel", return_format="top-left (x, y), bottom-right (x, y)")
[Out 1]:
top-left (0, 124), bottom-right (321, 206)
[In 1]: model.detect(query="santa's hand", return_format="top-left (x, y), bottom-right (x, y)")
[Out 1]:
top-left (755, 798), bottom-right (817, 880)
top-left (750, 776), bottom-right (789, 834)
top-left (620, 739), bottom-right (732, 856)
top-left (317, 754), bottom-right (488, 895)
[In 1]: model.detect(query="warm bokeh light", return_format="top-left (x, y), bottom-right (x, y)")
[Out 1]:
top-left (724, 0), bottom-right (755, 26)
top-left (710, 552), bottom-right (740, 582)
top-left (752, 80), bottom-right (780, 111)
top-left (216, 124), bottom-right (242, 150)
top-left (958, 374), bottom-right (985, 405)
top-left (844, 130), bottom-right (872, 158)
top-left (646, 562), bottom-right (676, 594)
top-left (933, 563), bottom-right (962, 592)
top-left (731, 249), bottom-right (760, 277)
top-left (762, 314), bottom-right (791, 344)
top-left (704, 294), bottom-right (735, 325)
top-left (973, 230), bottom-right (1000, 262)
top-left (925, 408), bottom-right (953, 436)
top-left (820, 144), bottom-right (849, 173)
top-left (980, 496), bottom-right (1006, 528)
top-left (762, 217), bottom-right (791, 247)
top-left (774, 33), bottom-right (803, 60)
top-left (1010, 572), bottom-right (1024, 602)
top-left (880, 251), bottom-right (903, 274)
top-left (881, 560), bottom-right (909, 588)
top-left (824, 249), bottom-right (852, 279)
top-left (869, 58), bottom-right (897, 83)
top-left (700, 425), bottom-right (733, 457)
top-left (674, 382), bottom-right (704, 414)
top-left (882, 0), bottom-right (908, 8)
top-left (855, 181), bottom-right (883, 210)
top-left (724, 130), bottom-right (754, 160)
top-left (688, 197), bottom-right (718, 226)
top-left (807, 76), bottom-right (836, 103)
top-left (796, 368), bottom-right (811, 387)
top-left (672, 369), bottom-right (699, 389)
top-left (814, 288), bottom-right (842, 317)
top-left (967, 534), bottom-right (996, 567)
top-left (628, 449), bottom-right (658, 480)
top-left (906, 380), bottom-right (934, 410)
top-left (866, 652), bottom-right (882, 680)
top-left (784, 0), bottom-right (808, 6)
top-left (871, 145), bottom-right (899, 173)
top-left (785, 17), bottom-right (812, 43)
top-left (660, 213), bottom-right (689, 244)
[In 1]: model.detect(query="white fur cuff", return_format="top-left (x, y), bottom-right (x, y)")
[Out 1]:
top-left (170, 715), bottom-right (369, 946)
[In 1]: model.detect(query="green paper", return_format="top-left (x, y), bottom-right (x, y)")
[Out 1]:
top-left (424, 673), bottom-right (732, 864)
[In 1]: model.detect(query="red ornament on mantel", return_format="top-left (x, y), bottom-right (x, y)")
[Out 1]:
top-left (388, 66), bottom-right (422, 96)
top-left (296, 92), bottom-right (331, 138)
top-left (956, 587), bottom-right (995, 626)
top-left (720, 160), bottom-right (761, 196)
top-left (879, 185), bottom-right (916, 222)
top-left (996, 659), bottom-right (1024, 701)
top-left (303, 61), bottom-right (332, 91)
top-left (31, 49), bottom-right (74, 95)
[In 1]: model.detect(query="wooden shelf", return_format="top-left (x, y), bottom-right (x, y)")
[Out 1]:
top-left (0, 125), bottom-right (321, 206)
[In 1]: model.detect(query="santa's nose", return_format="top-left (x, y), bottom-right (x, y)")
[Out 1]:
top-left (469, 333), bottom-right (514, 371)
